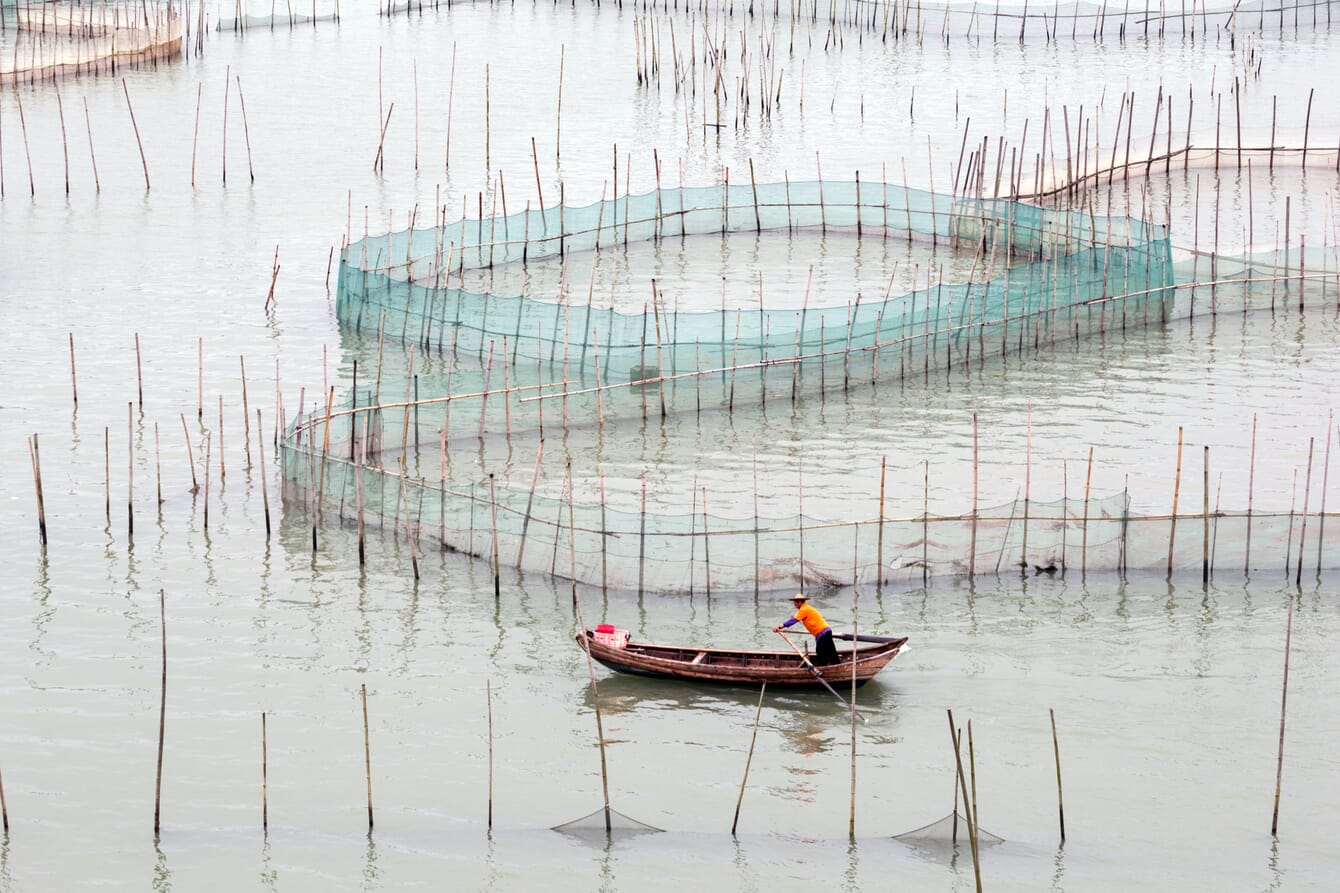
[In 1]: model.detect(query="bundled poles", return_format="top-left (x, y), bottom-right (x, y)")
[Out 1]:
top-left (947, 710), bottom-right (984, 893)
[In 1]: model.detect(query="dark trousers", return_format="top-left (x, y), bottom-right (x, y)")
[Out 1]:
top-left (813, 630), bottom-right (839, 665)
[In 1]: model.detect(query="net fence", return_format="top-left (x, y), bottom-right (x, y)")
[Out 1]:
top-left (279, 181), bottom-right (1340, 593)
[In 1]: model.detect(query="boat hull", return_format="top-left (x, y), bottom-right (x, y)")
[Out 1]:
top-left (576, 631), bottom-right (907, 687)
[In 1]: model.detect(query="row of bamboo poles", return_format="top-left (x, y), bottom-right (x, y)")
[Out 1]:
top-left (0, 68), bottom-right (256, 196)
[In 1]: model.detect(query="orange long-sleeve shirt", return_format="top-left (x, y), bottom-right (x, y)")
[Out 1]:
top-left (783, 603), bottom-right (831, 637)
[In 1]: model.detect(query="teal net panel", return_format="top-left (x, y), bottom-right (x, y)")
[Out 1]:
top-left (279, 181), bottom-right (1199, 593)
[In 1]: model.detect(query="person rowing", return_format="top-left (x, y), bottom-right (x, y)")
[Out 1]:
top-left (772, 592), bottom-right (838, 666)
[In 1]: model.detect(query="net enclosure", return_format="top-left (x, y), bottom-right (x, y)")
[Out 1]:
top-left (279, 179), bottom-right (1338, 593)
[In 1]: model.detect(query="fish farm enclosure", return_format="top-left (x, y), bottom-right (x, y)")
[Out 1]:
top-left (2, 0), bottom-right (1340, 891)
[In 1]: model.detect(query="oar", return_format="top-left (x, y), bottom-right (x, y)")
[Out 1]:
top-left (834, 632), bottom-right (905, 645)
top-left (776, 631), bottom-right (867, 723)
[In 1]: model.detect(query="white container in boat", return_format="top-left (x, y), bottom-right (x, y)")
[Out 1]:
top-left (593, 624), bottom-right (630, 649)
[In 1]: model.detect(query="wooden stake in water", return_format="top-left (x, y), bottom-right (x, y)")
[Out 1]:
top-left (256, 410), bottom-right (270, 538)
top-left (731, 683), bottom-right (767, 836)
top-left (946, 711), bottom-right (984, 893)
top-left (153, 588), bottom-right (167, 835)
top-left (489, 474), bottom-right (501, 598)
top-left (127, 404), bottom-right (134, 542)
top-left (1270, 593), bottom-right (1294, 837)
top-left (1167, 426), bottom-right (1184, 578)
top-left (29, 434), bottom-right (47, 546)
top-left (1246, 414), bottom-right (1258, 573)
top-left (1295, 438), bottom-right (1315, 588)
top-left (122, 79), bottom-right (151, 191)
top-left (0, 759), bottom-right (8, 832)
top-left (362, 683), bottom-right (374, 831)
top-left (69, 334), bottom-right (78, 406)
top-left (1203, 446), bottom-right (1210, 584)
top-left (1050, 708), bottom-right (1066, 843)
top-left (135, 333), bottom-right (144, 408)
top-left (487, 679), bottom-right (494, 833)
top-left (261, 712), bottom-right (269, 832)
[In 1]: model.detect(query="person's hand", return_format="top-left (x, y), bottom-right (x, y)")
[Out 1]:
top-left (771, 625), bottom-right (781, 632)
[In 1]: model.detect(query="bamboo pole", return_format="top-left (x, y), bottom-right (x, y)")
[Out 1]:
top-left (191, 82), bottom-right (201, 186)
top-left (28, 434), bottom-right (48, 546)
top-left (257, 411), bottom-right (270, 538)
top-left (0, 759), bottom-right (7, 832)
top-left (261, 712), bottom-right (268, 832)
top-left (730, 683), bottom-right (767, 836)
top-left (69, 334), bottom-right (78, 406)
top-left (1246, 414), bottom-right (1257, 573)
top-left (153, 588), bottom-right (166, 835)
top-left (122, 78), bottom-right (150, 190)
top-left (1203, 446), bottom-right (1210, 584)
top-left (487, 679), bottom-right (494, 832)
top-left (1295, 438), bottom-right (1314, 588)
top-left (104, 427), bottom-right (110, 524)
top-left (361, 683), bottom-right (374, 830)
top-left (127, 403), bottom-right (134, 541)
top-left (489, 473), bottom-right (501, 598)
top-left (83, 97), bottom-right (100, 193)
top-left (135, 334), bottom-right (144, 408)
top-left (236, 75), bottom-right (255, 182)
top-left (1050, 708), bottom-right (1065, 843)
top-left (1270, 593), bottom-right (1294, 836)
top-left (1167, 426), bottom-right (1183, 578)
top-left (946, 711), bottom-right (984, 893)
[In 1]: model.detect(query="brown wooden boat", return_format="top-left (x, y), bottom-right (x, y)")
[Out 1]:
top-left (576, 629), bottom-right (908, 687)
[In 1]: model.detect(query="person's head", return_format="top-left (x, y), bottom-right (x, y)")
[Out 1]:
top-left (790, 593), bottom-right (809, 608)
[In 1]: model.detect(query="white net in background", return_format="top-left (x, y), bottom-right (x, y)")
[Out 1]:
top-left (552, 807), bottom-right (664, 839)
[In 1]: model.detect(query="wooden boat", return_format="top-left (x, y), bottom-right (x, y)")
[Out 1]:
top-left (576, 629), bottom-right (908, 687)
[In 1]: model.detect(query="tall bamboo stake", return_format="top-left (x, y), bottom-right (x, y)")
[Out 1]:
top-left (236, 75), bottom-right (255, 182)
top-left (1270, 593), bottom-right (1294, 836)
top-left (257, 410), bottom-right (270, 538)
top-left (122, 79), bottom-right (151, 190)
top-left (362, 683), bottom-right (374, 831)
top-left (731, 683), bottom-right (767, 836)
top-left (487, 679), bottom-right (494, 832)
top-left (28, 434), bottom-right (47, 546)
top-left (946, 711), bottom-right (984, 893)
top-left (127, 403), bottom-right (134, 542)
top-left (261, 712), bottom-right (268, 832)
top-left (1203, 446), bottom-right (1210, 584)
top-left (83, 97), bottom-right (100, 193)
top-left (135, 334), bottom-right (144, 408)
top-left (1246, 414), bottom-right (1257, 573)
top-left (1295, 438), bottom-right (1314, 588)
top-left (153, 588), bottom-right (167, 835)
top-left (1167, 426), bottom-right (1184, 578)
top-left (69, 334), bottom-right (78, 406)
top-left (0, 760), bottom-right (8, 832)
top-left (1050, 708), bottom-right (1065, 843)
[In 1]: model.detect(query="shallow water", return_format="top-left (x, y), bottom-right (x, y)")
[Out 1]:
top-left (2, 3), bottom-right (1339, 891)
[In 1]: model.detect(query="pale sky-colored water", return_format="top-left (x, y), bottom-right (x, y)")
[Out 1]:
top-left (1, 3), bottom-right (1338, 890)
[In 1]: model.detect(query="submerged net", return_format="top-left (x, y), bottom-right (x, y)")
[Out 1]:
top-left (552, 807), bottom-right (664, 839)
top-left (894, 811), bottom-right (1005, 851)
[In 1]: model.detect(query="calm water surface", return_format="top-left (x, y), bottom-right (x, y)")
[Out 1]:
top-left (1, 4), bottom-right (1338, 890)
